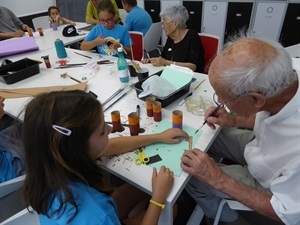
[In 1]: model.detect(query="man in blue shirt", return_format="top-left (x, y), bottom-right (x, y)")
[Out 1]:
top-left (121, 0), bottom-right (152, 36)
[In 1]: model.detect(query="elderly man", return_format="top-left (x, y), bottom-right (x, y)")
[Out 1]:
top-left (181, 35), bottom-right (299, 224)
top-left (0, 6), bottom-right (33, 40)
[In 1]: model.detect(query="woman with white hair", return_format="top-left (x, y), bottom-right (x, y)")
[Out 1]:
top-left (143, 5), bottom-right (204, 73)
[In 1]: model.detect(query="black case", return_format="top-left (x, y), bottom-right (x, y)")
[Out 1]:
top-left (0, 58), bottom-right (40, 84)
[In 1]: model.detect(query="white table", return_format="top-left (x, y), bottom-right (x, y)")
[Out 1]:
top-left (98, 74), bottom-right (218, 225)
top-left (25, 22), bottom-right (90, 51)
top-left (0, 48), bottom-right (218, 224)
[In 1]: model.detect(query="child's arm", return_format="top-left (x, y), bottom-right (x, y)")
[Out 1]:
top-left (80, 35), bottom-right (106, 51)
top-left (140, 166), bottom-right (174, 225)
top-left (61, 17), bottom-right (76, 26)
top-left (104, 128), bottom-right (189, 156)
top-left (86, 17), bottom-right (99, 25)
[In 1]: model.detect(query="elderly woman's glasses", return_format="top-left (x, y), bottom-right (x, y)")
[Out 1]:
top-left (213, 93), bottom-right (244, 108)
top-left (162, 20), bottom-right (173, 25)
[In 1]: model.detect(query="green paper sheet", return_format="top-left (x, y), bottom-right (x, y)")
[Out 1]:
top-left (143, 120), bottom-right (202, 176)
top-left (160, 66), bottom-right (193, 90)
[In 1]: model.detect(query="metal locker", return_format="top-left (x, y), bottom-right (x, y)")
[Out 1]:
top-left (224, 1), bottom-right (254, 43)
top-left (251, 1), bottom-right (287, 41)
top-left (202, 1), bottom-right (228, 49)
top-left (144, 0), bottom-right (161, 23)
top-left (280, 2), bottom-right (300, 47)
top-left (183, 1), bottom-right (203, 33)
top-left (137, 0), bottom-right (145, 9)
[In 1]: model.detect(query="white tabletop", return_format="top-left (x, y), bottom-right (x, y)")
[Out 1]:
top-left (98, 72), bottom-right (218, 225)
top-left (25, 22), bottom-right (90, 52)
top-left (0, 47), bottom-right (218, 225)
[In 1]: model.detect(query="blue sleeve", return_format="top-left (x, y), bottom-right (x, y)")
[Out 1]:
top-left (84, 26), bottom-right (103, 42)
top-left (125, 13), bottom-right (133, 31)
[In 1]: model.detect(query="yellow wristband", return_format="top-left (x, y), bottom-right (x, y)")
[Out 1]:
top-left (149, 199), bottom-right (165, 209)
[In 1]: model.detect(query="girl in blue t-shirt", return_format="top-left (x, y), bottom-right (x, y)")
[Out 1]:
top-left (81, 0), bottom-right (131, 57)
top-left (22, 90), bottom-right (189, 225)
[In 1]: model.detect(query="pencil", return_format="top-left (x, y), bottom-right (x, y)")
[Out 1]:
top-left (74, 52), bottom-right (92, 59)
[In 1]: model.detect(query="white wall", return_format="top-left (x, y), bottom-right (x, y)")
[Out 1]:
top-left (0, 0), bottom-right (55, 17)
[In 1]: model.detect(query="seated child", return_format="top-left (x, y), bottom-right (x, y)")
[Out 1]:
top-left (80, 0), bottom-right (131, 57)
top-left (48, 6), bottom-right (76, 26)
top-left (22, 90), bottom-right (189, 224)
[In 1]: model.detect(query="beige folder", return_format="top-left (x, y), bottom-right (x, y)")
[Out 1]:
top-left (0, 82), bottom-right (87, 99)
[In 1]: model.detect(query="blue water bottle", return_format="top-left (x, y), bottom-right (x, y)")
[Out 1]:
top-left (117, 47), bottom-right (129, 83)
top-left (54, 39), bottom-right (67, 58)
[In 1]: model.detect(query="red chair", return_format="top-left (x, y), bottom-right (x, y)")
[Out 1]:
top-left (199, 33), bottom-right (220, 74)
top-left (129, 31), bottom-right (144, 61)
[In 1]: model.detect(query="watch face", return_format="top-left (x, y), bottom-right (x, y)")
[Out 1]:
top-left (103, 37), bottom-right (120, 55)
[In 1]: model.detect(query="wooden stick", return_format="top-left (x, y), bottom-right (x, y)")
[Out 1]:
top-left (130, 44), bottom-right (134, 61)
top-left (188, 136), bottom-right (193, 150)
top-left (60, 73), bottom-right (82, 83)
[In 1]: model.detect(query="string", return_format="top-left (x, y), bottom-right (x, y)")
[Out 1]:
top-left (130, 38), bottom-right (134, 60)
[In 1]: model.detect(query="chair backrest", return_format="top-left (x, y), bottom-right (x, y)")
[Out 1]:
top-left (1, 207), bottom-right (40, 225)
top-left (143, 21), bottom-right (162, 53)
top-left (119, 9), bottom-right (128, 24)
top-left (32, 16), bottom-right (49, 31)
top-left (199, 33), bottom-right (220, 74)
top-left (129, 31), bottom-right (144, 61)
top-left (0, 174), bottom-right (26, 198)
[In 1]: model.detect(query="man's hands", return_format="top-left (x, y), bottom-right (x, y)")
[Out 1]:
top-left (204, 106), bottom-right (236, 130)
top-left (181, 149), bottom-right (227, 190)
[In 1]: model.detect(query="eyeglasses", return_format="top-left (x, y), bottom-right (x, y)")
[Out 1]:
top-left (213, 92), bottom-right (245, 108)
top-left (162, 20), bottom-right (173, 25)
top-left (99, 16), bottom-right (114, 24)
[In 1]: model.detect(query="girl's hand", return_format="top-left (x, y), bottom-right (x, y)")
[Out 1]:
top-left (151, 166), bottom-right (174, 203)
top-left (97, 35), bottom-right (106, 45)
top-left (157, 128), bottom-right (189, 144)
top-left (109, 39), bottom-right (121, 51)
top-left (55, 15), bottom-right (61, 25)
top-left (141, 58), bottom-right (150, 64)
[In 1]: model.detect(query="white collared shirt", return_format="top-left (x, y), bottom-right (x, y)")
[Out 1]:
top-left (245, 72), bottom-right (300, 225)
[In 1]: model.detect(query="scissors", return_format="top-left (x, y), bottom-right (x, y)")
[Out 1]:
top-left (135, 147), bottom-right (149, 165)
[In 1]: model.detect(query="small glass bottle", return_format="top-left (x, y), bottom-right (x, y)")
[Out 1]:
top-left (117, 47), bottom-right (129, 83)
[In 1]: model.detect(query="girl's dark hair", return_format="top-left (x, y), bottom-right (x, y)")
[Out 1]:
top-left (48, 6), bottom-right (60, 16)
top-left (97, 0), bottom-right (116, 16)
top-left (22, 90), bottom-right (113, 222)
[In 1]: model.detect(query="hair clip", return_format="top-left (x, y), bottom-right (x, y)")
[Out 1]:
top-left (52, 125), bottom-right (72, 136)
